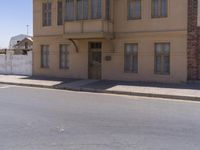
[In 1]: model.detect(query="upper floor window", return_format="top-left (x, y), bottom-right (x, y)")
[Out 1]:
top-left (42, 0), bottom-right (52, 26)
top-left (128, 0), bottom-right (141, 20)
top-left (57, 0), bottom-right (63, 25)
top-left (106, 0), bottom-right (110, 20)
top-left (152, 0), bottom-right (168, 18)
top-left (77, 0), bottom-right (89, 20)
top-left (91, 0), bottom-right (102, 19)
top-left (65, 0), bottom-right (103, 21)
top-left (65, 0), bottom-right (75, 21)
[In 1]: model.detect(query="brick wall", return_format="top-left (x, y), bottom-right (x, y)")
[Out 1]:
top-left (187, 0), bottom-right (200, 80)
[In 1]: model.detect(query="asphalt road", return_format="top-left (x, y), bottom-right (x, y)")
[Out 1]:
top-left (0, 84), bottom-right (200, 150)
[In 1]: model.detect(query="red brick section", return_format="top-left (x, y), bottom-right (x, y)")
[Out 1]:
top-left (187, 0), bottom-right (200, 80)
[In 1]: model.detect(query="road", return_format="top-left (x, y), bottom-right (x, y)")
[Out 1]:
top-left (0, 84), bottom-right (199, 150)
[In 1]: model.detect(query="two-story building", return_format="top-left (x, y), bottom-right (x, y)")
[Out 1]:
top-left (33, 0), bottom-right (200, 82)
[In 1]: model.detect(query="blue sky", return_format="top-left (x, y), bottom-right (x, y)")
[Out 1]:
top-left (0, 0), bottom-right (33, 48)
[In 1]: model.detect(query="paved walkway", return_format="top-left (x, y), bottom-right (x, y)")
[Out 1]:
top-left (0, 75), bottom-right (199, 101)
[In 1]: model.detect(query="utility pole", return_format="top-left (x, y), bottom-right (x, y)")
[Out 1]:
top-left (26, 25), bottom-right (29, 36)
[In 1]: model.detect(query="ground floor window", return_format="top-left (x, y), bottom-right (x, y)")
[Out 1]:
top-left (41, 45), bottom-right (50, 68)
top-left (155, 43), bottom-right (170, 74)
top-left (59, 44), bottom-right (69, 69)
top-left (124, 43), bottom-right (138, 73)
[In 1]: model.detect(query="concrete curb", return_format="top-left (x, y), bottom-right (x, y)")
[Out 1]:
top-left (0, 81), bottom-right (200, 101)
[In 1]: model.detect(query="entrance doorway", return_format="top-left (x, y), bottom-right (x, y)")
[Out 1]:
top-left (88, 42), bottom-right (102, 80)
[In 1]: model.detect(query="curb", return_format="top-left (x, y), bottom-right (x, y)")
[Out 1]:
top-left (0, 81), bottom-right (199, 102)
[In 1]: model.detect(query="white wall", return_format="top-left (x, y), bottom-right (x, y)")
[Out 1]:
top-left (0, 51), bottom-right (32, 76)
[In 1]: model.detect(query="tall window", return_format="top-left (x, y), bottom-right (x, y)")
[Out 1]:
top-left (91, 0), bottom-right (102, 19)
top-left (59, 44), bottom-right (69, 69)
top-left (77, 0), bottom-right (89, 20)
top-left (155, 43), bottom-right (170, 74)
top-left (66, 0), bottom-right (75, 20)
top-left (128, 0), bottom-right (141, 20)
top-left (42, 0), bottom-right (52, 26)
top-left (57, 0), bottom-right (63, 25)
top-left (41, 45), bottom-right (50, 68)
top-left (152, 0), bottom-right (168, 18)
top-left (124, 43), bottom-right (138, 73)
top-left (106, 0), bottom-right (110, 20)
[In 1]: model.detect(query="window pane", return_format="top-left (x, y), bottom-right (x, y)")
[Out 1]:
top-left (152, 0), bottom-right (159, 17)
top-left (83, 0), bottom-right (89, 19)
top-left (156, 44), bottom-right (162, 55)
top-left (135, 0), bottom-right (141, 18)
top-left (156, 56), bottom-right (161, 73)
top-left (66, 0), bottom-right (74, 20)
top-left (106, 0), bottom-right (110, 19)
top-left (161, 0), bottom-right (167, 17)
top-left (77, 0), bottom-right (83, 19)
top-left (91, 0), bottom-right (102, 19)
top-left (42, 1), bottom-right (52, 26)
top-left (163, 56), bottom-right (170, 73)
top-left (125, 44), bottom-right (138, 72)
top-left (163, 43), bottom-right (170, 55)
top-left (60, 45), bottom-right (69, 69)
top-left (57, 1), bottom-right (63, 25)
top-left (41, 45), bottom-right (49, 68)
top-left (77, 0), bottom-right (89, 20)
top-left (155, 43), bottom-right (170, 74)
top-left (128, 0), bottom-right (134, 19)
top-left (128, 0), bottom-right (141, 19)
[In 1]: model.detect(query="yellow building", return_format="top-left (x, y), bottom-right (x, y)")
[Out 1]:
top-left (33, 0), bottom-right (189, 83)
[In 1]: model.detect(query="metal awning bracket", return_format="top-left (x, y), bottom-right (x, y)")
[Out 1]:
top-left (69, 38), bottom-right (79, 53)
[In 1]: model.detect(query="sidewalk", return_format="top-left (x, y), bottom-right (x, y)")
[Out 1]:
top-left (0, 75), bottom-right (199, 101)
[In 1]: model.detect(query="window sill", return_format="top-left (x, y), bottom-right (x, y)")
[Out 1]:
top-left (127, 18), bottom-right (142, 21)
top-left (124, 71), bottom-right (138, 74)
top-left (154, 72), bottom-right (170, 75)
top-left (151, 16), bottom-right (168, 19)
top-left (41, 67), bottom-right (50, 69)
top-left (60, 68), bottom-right (69, 70)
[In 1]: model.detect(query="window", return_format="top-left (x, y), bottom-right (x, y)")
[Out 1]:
top-left (59, 44), bottom-right (69, 69)
top-left (91, 0), bottom-right (102, 19)
top-left (57, 0), bottom-right (63, 25)
top-left (106, 0), bottom-right (110, 20)
top-left (152, 0), bottom-right (168, 18)
top-left (42, 0), bottom-right (52, 26)
top-left (66, 0), bottom-right (75, 21)
top-left (41, 45), bottom-right (50, 68)
top-left (65, 0), bottom-right (103, 21)
top-left (124, 43), bottom-right (138, 73)
top-left (155, 43), bottom-right (170, 74)
top-left (128, 0), bottom-right (141, 20)
top-left (77, 0), bottom-right (89, 20)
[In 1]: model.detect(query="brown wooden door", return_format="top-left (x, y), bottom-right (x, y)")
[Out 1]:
top-left (88, 42), bottom-right (102, 80)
